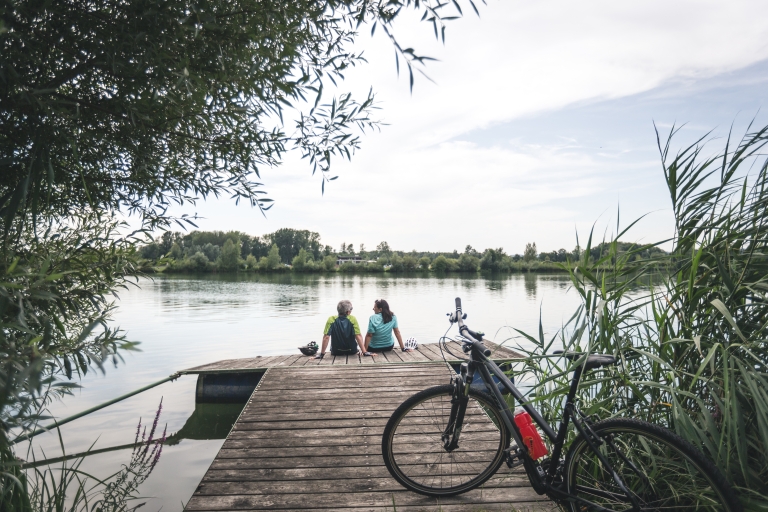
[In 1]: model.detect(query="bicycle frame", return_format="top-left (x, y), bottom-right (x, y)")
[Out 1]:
top-left (449, 341), bottom-right (640, 511)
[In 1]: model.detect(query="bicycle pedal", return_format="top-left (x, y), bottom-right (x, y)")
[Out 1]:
top-left (504, 446), bottom-right (523, 469)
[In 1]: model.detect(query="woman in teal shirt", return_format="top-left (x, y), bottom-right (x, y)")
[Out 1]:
top-left (364, 299), bottom-right (411, 353)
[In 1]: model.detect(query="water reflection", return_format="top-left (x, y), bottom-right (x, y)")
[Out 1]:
top-left (166, 403), bottom-right (245, 445)
top-left (37, 272), bottom-right (581, 512)
top-left (524, 273), bottom-right (538, 298)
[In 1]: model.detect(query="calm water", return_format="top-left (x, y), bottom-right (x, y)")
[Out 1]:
top-left (28, 273), bottom-right (581, 511)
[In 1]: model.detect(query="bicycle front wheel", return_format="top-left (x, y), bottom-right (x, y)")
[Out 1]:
top-left (564, 418), bottom-right (741, 512)
top-left (381, 384), bottom-right (509, 497)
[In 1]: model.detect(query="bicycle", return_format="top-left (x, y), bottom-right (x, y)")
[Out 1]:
top-left (381, 297), bottom-right (742, 511)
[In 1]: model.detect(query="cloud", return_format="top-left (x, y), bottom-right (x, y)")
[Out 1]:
top-left (157, 0), bottom-right (768, 253)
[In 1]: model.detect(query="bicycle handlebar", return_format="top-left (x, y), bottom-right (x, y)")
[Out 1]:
top-left (453, 297), bottom-right (491, 357)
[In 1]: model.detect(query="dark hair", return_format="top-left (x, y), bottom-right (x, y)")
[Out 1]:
top-left (376, 299), bottom-right (394, 324)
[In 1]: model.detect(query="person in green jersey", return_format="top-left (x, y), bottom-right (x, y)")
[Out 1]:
top-left (365, 299), bottom-right (411, 353)
top-left (315, 299), bottom-right (372, 359)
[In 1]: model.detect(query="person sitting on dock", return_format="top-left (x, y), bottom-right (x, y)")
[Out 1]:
top-left (315, 300), bottom-right (372, 359)
top-left (365, 299), bottom-right (411, 353)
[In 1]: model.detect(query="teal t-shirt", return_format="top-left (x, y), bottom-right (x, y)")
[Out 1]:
top-left (367, 313), bottom-right (399, 348)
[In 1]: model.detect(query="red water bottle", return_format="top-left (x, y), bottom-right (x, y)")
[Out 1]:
top-left (514, 410), bottom-right (549, 460)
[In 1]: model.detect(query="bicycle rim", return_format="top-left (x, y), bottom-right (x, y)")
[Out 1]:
top-left (564, 418), bottom-right (740, 512)
top-left (382, 384), bottom-right (509, 497)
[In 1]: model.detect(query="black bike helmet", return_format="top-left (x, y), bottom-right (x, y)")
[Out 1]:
top-left (299, 341), bottom-right (319, 356)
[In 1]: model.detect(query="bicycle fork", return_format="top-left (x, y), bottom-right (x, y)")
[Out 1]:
top-left (443, 364), bottom-right (473, 451)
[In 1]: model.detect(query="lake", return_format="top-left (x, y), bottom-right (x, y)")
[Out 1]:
top-left (29, 272), bottom-right (582, 511)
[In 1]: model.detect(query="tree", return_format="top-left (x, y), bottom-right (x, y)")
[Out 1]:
top-left (1, 0), bottom-right (474, 229)
top-left (458, 253), bottom-right (480, 272)
top-left (263, 244), bottom-right (282, 270)
top-left (432, 255), bottom-right (448, 272)
top-left (322, 255), bottom-right (337, 271)
top-left (170, 242), bottom-right (183, 260)
top-left (0, 0), bottom-right (481, 504)
top-left (389, 253), bottom-right (404, 272)
top-left (376, 241), bottom-right (391, 254)
top-left (292, 248), bottom-right (311, 271)
top-left (523, 242), bottom-right (538, 262)
top-left (218, 239), bottom-right (241, 271)
top-left (419, 256), bottom-right (431, 270)
top-left (402, 254), bottom-right (418, 271)
top-left (480, 248), bottom-right (509, 271)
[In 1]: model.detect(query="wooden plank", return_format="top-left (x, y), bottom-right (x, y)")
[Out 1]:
top-left (180, 342), bottom-right (518, 374)
top-left (186, 485), bottom-right (549, 510)
top-left (189, 364), bottom-right (554, 512)
top-left (417, 343), bottom-right (445, 361)
top-left (253, 377), bottom-right (447, 389)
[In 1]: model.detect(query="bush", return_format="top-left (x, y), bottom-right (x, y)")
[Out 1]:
top-left (187, 251), bottom-right (211, 272)
top-left (217, 238), bottom-right (241, 271)
top-left (292, 248), bottom-right (310, 271)
top-left (431, 255), bottom-right (448, 272)
top-left (389, 254), bottom-right (404, 272)
top-left (258, 244), bottom-right (282, 271)
top-left (322, 255), bottom-right (337, 272)
top-left (457, 253), bottom-right (479, 272)
top-left (480, 248), bottom-right (509, 272)
top-left (403, 254), bottom-right (419, 271)
top-left (418, 256), bottom-right (431, 270)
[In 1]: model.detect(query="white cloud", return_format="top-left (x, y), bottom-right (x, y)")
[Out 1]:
top-left (160, 0), bottom-right (768, 253)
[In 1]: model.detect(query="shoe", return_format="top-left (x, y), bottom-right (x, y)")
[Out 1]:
top-left (363, 351), bottom-right (374, 356)
top-left (314, 353), bottom-right (325, 360)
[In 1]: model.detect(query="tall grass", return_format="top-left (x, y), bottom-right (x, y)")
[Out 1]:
top-left (1, 401), bottom-right (166, 511)
top-left (510, 123), bottom-right (768, 511)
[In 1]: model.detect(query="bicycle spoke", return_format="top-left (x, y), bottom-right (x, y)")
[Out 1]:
top-left (384, 386), bottom-right (507, 495)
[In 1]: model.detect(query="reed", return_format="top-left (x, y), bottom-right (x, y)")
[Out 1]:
top-left (508, 122), bottom-right (768, 510)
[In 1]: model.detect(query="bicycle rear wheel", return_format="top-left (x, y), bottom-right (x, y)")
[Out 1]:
top-left (564, 418), bottom-right (741, 512)
top-left (381, 384), bottom-right (509, 497)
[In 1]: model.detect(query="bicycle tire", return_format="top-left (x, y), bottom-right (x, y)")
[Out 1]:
top-left (563, 417), bottom-right (742, 512)
top-left (381, 384), bottom-right (510, 497)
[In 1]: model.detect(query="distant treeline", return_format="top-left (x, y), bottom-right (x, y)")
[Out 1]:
top-left (138, 228), bottom-right (665, 274)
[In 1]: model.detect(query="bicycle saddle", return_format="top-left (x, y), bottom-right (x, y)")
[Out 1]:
top-left (553, 350), bottom-right (618, 370)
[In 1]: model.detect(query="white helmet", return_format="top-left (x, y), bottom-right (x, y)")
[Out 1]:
top-left (405, 337), bottom-right (418, 350)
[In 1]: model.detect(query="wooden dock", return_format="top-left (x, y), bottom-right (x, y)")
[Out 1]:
top-left (183, 345), bottom-right (555, 511)
top-left (183, 341), bottom-right (522, 374)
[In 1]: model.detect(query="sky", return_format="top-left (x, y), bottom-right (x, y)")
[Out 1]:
top-left (162, 0), bottom-right (768, 255)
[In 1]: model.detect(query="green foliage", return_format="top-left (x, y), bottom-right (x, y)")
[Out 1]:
top-left (402, 254), bottom-right (419, 272)
top-left (457, 253), bottom-right (480, 272)
top-left (322, 255), bottom-right (337, 272)
top-left (419, 256), bottom-right (431, 270)
top-left (245, 254), bottom-right (258, 270)
top-left (431, 255), bottom-right (449, 272)
top-left (523, 242), bottom-right (537, 262)
top-left (0, 214), bottom-right (139, 445)
top-left (480, 248), bottom-right (509, 272)
top-left (389, 254), bottom-right (404, 272)
top-left (0, 0), bottom-right (481, 507)
top-left (291, 248), bottom-right (315, 272)
top-left (266, 229), bottom-right (322, 263)
top-left (1, 0), bottom-right (476, 229)
top-left (217, 239), bottom-right (241, 271)
top-left (512, 123), bottom-right (768, 509)
top-left (258, 245), bottom-right (283, 271)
